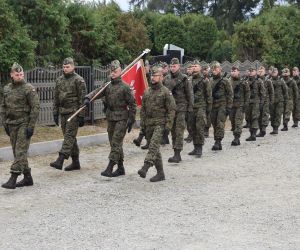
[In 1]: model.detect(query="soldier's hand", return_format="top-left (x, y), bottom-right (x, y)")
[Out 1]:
top-left (78, 117), bottom-right (85, 127)
top-left (126, 120), bottom-right (134, 133)
top-left (226, 108), bottom-right (231, 117)
top-left (25, 128), bottom-right (34, 139)
top-left (163, 127), bottom-right (170, 137)
top-left (187, 111), bottom-right (194, 124)
top-left (84, 97), bottom-right (90, 108)
top-left (4, 125), bottom-right (10, 137)
top-left (53, 114), bottom-right (59, 126)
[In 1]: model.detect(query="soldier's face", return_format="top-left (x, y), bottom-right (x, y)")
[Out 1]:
top-left (186, 67), bottom-right (193, 75)
top-left (202, 69), bottom-right (209, 75)
top-left (151, 73), bottom-right (163, 84)
top-left (282, 72), bottom-right (289, 77)
top-left (292, 69), bottom-right (299, 76)
top-left (162, 66), bottom-right (169, 75)
top-left (170, 64), bottom-right (180, 74)
top-left (11, 71), bottom-right (24, 82)
top-left (212, 67), bottom-right (221, 76)
top-left (192, 65), bottom-right (201, 74)
top-left (63, 64), bottom-right (75, 74)
top-left (111, 67), bottom-right (122, 79)
top-left (231, 69), bottom-right (239, 78)
top-left (249, 70), bottom-right (256, 77)
top-left (258, 68), bottom-right (265, 76)
top-left (272, 70), bottom-right (278, 77)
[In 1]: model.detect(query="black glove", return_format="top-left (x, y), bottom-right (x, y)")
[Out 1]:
top-left (84, 97), bottom-right (90, 108)
top-left (78, 117), bottom-right (85, 127)
top-left (226, 108), bottom-right (231, 116)
top-left (53, 114), bottom-right (59, 126)
top-left (4, 125), bottom-right (10, 136)
top-left (126, 120), bottom-right (134, 133)
top-left (25, 128), bottom-right (34, 139)
top-left (163, 127), bottom-right (170, 137)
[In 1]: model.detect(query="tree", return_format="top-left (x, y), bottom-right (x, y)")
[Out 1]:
top-left (0, 0), bottom-right (36, 72)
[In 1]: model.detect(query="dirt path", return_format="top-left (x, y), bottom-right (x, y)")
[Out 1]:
top-left (0, 127), bottom-right (299, 250)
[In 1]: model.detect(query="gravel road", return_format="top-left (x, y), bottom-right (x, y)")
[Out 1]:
top-left (0, 127), bottom-right (299, 250)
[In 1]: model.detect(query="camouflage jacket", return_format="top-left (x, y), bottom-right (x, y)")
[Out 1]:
top-left (1, 80), bottom-right (40, 129)
top-left (260, 75), bottom-right (274, 105)
top-left (247, 77), bottom-right (266, 105)
top-left (230, 77), bottom-right (250, 108)
top-left (140, 82), bottom-right (176, 130)
top-left (272, 77), bottom-right (289, 104)
top-left (163, 71), bottom-right (193, 112)
top-left (283, 77), bottom-right (298, 104)
top-left (293, 76), bottom-right (300, 97)
top-left (211, 74), bottom-right (233, 109)
top-left (192, 73), bottom-right (212, 111)
top-left (53, 72), bottom-right (87, 117)
top-left (87, 77), bottom-right (136, 122)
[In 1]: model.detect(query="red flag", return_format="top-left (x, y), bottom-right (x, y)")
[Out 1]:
top-left (122, 59), bottom-right (148, 107)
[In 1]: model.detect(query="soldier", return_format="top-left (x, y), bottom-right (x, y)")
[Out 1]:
top-left (188, 60), bottom-right (212, 157)
top-left (257, 66), bottom-right (274, 137)
top-left (184, 61), bottom-right (194, 143)
top-left (1, 63), bottom-right (40, 189)
top-left (161, 62), bottom-right (169, 78)
top-left (245, 67), bottom-right (265, 141)
top-left (137, 66), bottom-right (176, 182)
top-left (50, 58), bottom-right (87, 171)
top-left (202, 63), bottom-right (211, 138)
top-left (292, 67), bottom-right (300, 127)
top-left (229, 65), bottom-right (250, 146)
top-left (210, 62), bottom-right (233, 150)
top-left (163, 58), bottom-right (193, 163)
top-left (243, 69), bottom-right (251, 129)
top-left (270, 68), bottom-right (289, 134)
top-left (281, 68), bottom-right (298, 131)
top-left (84, 60), bottom-right (137, 177)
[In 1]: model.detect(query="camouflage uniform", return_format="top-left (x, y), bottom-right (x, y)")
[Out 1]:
top-left (292, 73), bottom-right (300, 125)
top-left (163, 58), bottom-right (193, 162)
top-left (1, 65), bottom-right (40, 175)
top-left (229, 75), bottom-right (250, 144)
top-left (184, 61), bottom-right (194, 143)
top-left (202, 64), bottom-right (212, 137)
top-left (270, 74), bottom-right (289, 134)
top-left (211, 66), bottom-right (233, 150)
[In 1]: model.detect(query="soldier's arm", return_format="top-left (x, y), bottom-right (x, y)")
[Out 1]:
top-left (165, 91), bottom-right (176, 130)
top-left (184, 77), bottom-right (194, 112)
top-left (224, 79), bottom-right (233, 109)
top-left (26, 85), bottom-right (40, 129)
top-left (125, 86), bottom-right (137, 122)
top-left (282, 80), bottom-right (289, 103)
top-left (268, 80), bottom-right (274, 104)
top-left (243, 81), bottom-right (250, 107)
top-left (53, 80), bottom-right (59, 116)
top-left (293, 81), bottom-right (299, 103)
top-left (204, 79), bottom-right (212, 112)
top-left (76, 77), bottom-right (87, 117)
top-left (259, 80), bottom-right (266, 103)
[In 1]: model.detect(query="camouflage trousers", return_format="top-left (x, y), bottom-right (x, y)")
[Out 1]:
top-left (107, 120), bottom-right (127, 164)
top-left (8, 123), bottom-right (31, 174)
top-left (59, 114), bottom-right (79, 159)
top-left (292, 97), bottom-right (300, 122)
top-left (258, 102), bottom-right (270, 129)
top-left (247, 103), bottom-right (259, 130)
top-left (270, 102), bottom-right (284, 128)
top-left (205, 112), bottom-right (211, 132)
top-left (191, 107), bottom-right (206, 145)
top-left (230, 106), bottom-right (244, 136)
top-left (283, 100), bottom-right (293, 124)
top-left (185, 112), bottom-right (193, 136)
top-left (144, 125), bottom-right (163, 166)
top-left (211, 105), bottom-right (226, 141)
top-left (171, 111), bottom-right (186, 150)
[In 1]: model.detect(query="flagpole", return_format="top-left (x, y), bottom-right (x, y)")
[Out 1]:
top-left (67, 48), bottom-right (151, 122)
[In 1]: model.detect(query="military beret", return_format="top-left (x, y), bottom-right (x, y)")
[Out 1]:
top-left (11, 62), bottom-right (23, 72)
top-left (151, 66), bottom-right (163, 75)
top-left (111, 60), bottom-right (121, 71)
top-left (282, 68), bottom-right (290, 74)
top-left (293, 67), bottom-right (299, 71)
top-left (63, 57), bottom-right (74, 65)
top-left (202, 63), bottom-right (210, 70)
top-left (258, 66), bottom-right (265, 70)
top-left (193, 60), bottom-right (201, 66)
top-left (211, 61), bottom-right (221, 69)
top-left (170, 58), bottom-right (180, 65)
top-left (248, 66), bottom-right (256, 71)
top-left (231, 64), bottom-right (240, 71)
top-left (184, 61), bottom-right (193, 68)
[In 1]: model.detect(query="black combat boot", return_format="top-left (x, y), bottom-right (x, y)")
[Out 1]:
top-left (204, 128), bottom-right (209, 138)
top-left (141, 140), bottom-right (150, 150)
top-left (101, 160), bottom-right (116, 177)
top-left (292, 121), bottom-right (298, 128)
top-left (138, 161), bottom-right (152, 178)
top-left (50, 153), bottom-right (65, 170)
top-left (112, 160), bottom-right (125, 177)
top-left (281, 123), bottom-right (288, 131)
top-left (256, 127), bottom-right (266, 137)
top-left (212, 140), bottom-right (222, 151)
top-left (184, 134), bottom-right (192, 143)
top-left (246, 129), bottom-right (257, 141)
top-left (243, 122), bottom-right (249, 128)
top-left (2, 173), bottom-right (19, 189)
top-left (133, 132), bottom-right (144, 147)
top-left (16, 170), bottom-right (33, 187)
top-left (231, 135), bottom-right (241, 146)
top-left (150, 160), bottom-right (165, 182)
top-left (188, 144), bottom-right (202, 158)
top-left (270, 127), bottom-right (278, 134)
top-left (168, 149), bottom-right (182, 163)
top-left (64, 155), bottom-right (81, 171)
top-left (161, 132), bottom-right (170, 145)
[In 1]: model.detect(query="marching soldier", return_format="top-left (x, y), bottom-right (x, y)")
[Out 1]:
top-left (210, 62), bottom-right (233, 150)
top-left (137, 66), bottom-right (176, 182)
top-left (229, 65), bottom-right (250, 146)
top-left (163, 58), bottom-right (193, 163)
top-left (1, 63), bottom-right (40, 189)
top-left (202, 63), bottom-right (211, 138)
top-left (292, 67), bottom-right (300, 127)
top-left (184, 61), bottom-right (194, 143)
top-left (188, 60), bottom-right (212, 157)
top-left (281, 68), bottom-right (298, 131)
top-left (270, 68), bottom-right (289, 134)
top-left (84, 60), bottom-right (137, 177)
top-left (50, 57), bottom-right (87, 171)
top-left (257, 66), bottom-right (274, 137)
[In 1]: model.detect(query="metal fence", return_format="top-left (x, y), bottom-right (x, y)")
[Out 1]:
top-left (0, 60), bottom-right (262, 125)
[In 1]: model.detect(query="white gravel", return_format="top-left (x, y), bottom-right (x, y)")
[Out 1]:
top-left (0, 126), bottom-right (300, 250)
